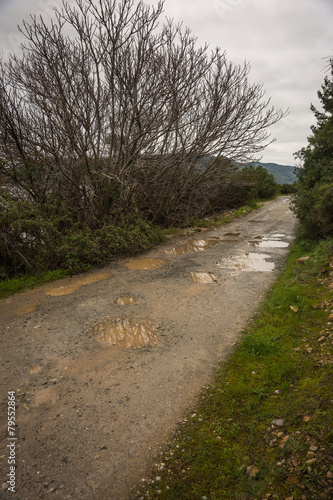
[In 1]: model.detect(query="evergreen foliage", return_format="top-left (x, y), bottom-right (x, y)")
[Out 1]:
top-left (292, 61), bottom-right (333, 238)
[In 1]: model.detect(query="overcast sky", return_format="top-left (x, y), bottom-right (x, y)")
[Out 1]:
top-left (0, 0), bottom-right (332, 166)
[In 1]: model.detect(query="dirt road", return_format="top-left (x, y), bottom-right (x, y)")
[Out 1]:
top-left (0, 197), bottom-right (297, 499)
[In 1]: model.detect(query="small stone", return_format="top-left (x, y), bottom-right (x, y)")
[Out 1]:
top-left (246, 465), bottom-right (259, 477)
top-left (155, 476), bottom-right (161, 481)
top-left (271, 419), bottom-right (284, 427)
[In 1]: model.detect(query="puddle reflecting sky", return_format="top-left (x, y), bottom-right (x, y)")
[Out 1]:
top-left (217, 252), bottom-right (275, 274)
top-left (93, 317), bottom-right (158, 348)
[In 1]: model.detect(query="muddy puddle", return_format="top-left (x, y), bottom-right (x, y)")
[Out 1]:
top-left (164, 238), bottom-right (220, 255)
top-left (124, 258), bottom-right (166, 270)
top-left (45, 273), bottom-right (113, 297)
top-left (15, 303), bottom-right (40, 316)
top-left (114, 295), bottom-right (137, 305)
top-left (28, 365), bottom-right (43, 375)
top-left (92, 318), bottom-right (158, 348)
top-left (217, 252), bottom-right (275, 274)
top-left (190, 272), bottom-right (218, 284)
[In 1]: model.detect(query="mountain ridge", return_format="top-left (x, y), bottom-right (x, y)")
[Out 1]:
top-left (252, 162), bottom-right (298, 184)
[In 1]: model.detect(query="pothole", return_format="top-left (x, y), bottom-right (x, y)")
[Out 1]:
top-left (258, 239), bottom-right (289, 248)
top-left (190, 272), bottom-right (218, 284)
top-left (124, 258), bottom-right (166, 270)
top-left (217, 253), bottom-right (275, 274)
top-left (45, 273), bottom-right (113, 296)
top-left (28, 365), bottom-right (43, 375)
top-left (92, 318), bottom-right (159, 348)
top-left (164, 238), bottom-right (220, 255)
top-left (15, 303), bottom-right (39, 316)
top-left (114, 295), bottom-right (137, 305)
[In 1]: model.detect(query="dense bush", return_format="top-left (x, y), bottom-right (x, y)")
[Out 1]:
top-left (292, 60), bottom-right (333, 238)
top-left (0, 193), bottom-right (162, 278)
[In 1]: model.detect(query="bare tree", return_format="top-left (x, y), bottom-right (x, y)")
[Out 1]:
top-left (0, 0), bottom-right (286, 225)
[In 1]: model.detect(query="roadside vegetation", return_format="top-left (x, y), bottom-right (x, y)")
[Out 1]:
top-left (134, 237), bottom-right (333, 500)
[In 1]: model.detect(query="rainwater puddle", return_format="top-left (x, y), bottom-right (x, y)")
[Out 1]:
top-left (258, 240), bottom-right (289, 248)
top-left (164, 238), bottom-right (220, 255)
top-left (15, 303), bottom-right (39, 316)
top-left (33, 388), bottom-right (58, 405)
top-left (124, 258), bottom-right (166, 270)
top-left (29, 365), bottom-right (43, 375)
top-left (217, 253), bottom-right (275, 274)
top-left (45, 273), bottom-right (113, 296)
top-left (190, 272), bottom-right (218, 284)
top-left (114, 295), bottom-right (137, 305)
top-left (93, 318), bottom-right (158, 348)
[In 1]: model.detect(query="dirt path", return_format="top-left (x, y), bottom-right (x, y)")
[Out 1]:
top-left (0, 197), bottom-right (297, 499)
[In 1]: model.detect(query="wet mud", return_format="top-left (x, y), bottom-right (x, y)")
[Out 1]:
top-left (124, 258), bottom-right (166, 270)
top-left (44, 273), bottom-right (113, 296)
top-left (164, 237), bottom-right (220, 255)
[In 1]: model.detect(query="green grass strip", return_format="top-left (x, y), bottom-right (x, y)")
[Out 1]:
top-left (136, 237), bottom-right (333, 500)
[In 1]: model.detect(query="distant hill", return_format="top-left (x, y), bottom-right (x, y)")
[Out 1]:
top-left (252, 162), bottom-right (298, 185)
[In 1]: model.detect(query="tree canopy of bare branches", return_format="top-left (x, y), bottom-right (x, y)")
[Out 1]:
top-left (0, 0), bottom-right (286, 225)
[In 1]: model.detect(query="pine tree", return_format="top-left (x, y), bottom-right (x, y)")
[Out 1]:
top-left (292, 60), bottom-right (333, 238)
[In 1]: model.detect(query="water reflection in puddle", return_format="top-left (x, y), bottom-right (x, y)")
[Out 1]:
top-left (165, 238), bottom-right (220, 255)
top-left (124, 258), bottom-right (166, 270)
top-left (45, 273), bottom-right (113, 296)
top-left (217, 253), bottom-right (275, 274)
top-left (114, 295), bottom-right (137, 305)
top-left (190, 272), bottom-right (218, 284)
top-left (29, 365), bottom-right (43, 374)
top-left (258, 239), bottom-right (289, 248)
top-left (93, 318), bottom-right (158, 348)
